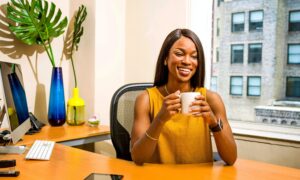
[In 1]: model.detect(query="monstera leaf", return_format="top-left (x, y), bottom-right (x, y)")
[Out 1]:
top-left (6, 0), bottom-right (68, 67)
top-left (72, 5), bottom-right (87, 52)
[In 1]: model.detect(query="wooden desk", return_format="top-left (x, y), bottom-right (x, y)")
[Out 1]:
top-left (16, 124), bottom-right (110, 146)
top-left (1, 144), bottom-right (300, 180)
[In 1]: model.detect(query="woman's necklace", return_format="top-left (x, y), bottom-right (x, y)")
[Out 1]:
top-left (164, 85), bottom-right (170, 95)
top-left (164, 84), bottom-right (195, 95)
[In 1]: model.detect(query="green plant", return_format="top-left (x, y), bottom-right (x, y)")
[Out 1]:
top-left (69, 5), bottom-right (87, 88)
top-left (7, 0), bottom-right (68, 67)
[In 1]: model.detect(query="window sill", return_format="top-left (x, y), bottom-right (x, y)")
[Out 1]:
top-left (230, 120), bottom-right (300, 143)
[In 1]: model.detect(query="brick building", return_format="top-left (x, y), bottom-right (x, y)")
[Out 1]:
top-left (211, 0), bottom-right (300, 126)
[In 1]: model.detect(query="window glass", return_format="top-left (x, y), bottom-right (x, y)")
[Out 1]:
top-left (288, 44), bottom-right (300, 64)
top-left (232, 12), bottom-right (245, 32)
top-left (217, 18), bottom-right (220, 36)
top-left (289, 11), bottom-right (300, 31)
top-left (248, 77), bottom-right (261, 96)
top-left (286, 77), bottom-right (300, 97)
top-left (248, 43), bottom-right (262, 63)
top-left (230, 76), bottom-right (243, 95)
top-left (231, 44), bottom-right (244, 63)
top-left (249, 10), bottom-right (263, 31)
top-left (216, 47), bottom-right (219, 62)
top-left (211, 76), bottom-right (218, 92)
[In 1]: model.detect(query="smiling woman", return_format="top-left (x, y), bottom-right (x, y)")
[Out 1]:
top-left (130, 29), bottom-right (237, 165)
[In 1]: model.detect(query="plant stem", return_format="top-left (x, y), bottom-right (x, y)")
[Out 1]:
top-left (73, 106), bottom-right (77, 125)
top-left (11, 64), bottom-right (15, 73)
top-left (71, 56), bottom-right (77, 88)
top-left (42, 43), bottom-right (55, 67)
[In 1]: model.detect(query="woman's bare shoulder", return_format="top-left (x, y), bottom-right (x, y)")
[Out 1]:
top-left (135, 90), bottom-right (150, 107)
top-left (206, 89), bottom-right (222, 102)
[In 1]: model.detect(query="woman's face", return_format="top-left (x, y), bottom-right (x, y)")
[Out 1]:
top-left (166, 36), bottom-right (198, 83)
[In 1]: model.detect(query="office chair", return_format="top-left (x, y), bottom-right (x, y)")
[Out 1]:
top-left (110, 83), bottom-right (153, 161)
top-left (110, 83), bottom-right (221, 162)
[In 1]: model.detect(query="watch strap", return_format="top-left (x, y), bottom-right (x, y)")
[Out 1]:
top-left (210, 118), bottom-right (223, 132)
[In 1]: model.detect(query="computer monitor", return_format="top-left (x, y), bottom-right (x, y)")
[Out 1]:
top-left (0, 61), bottom-right (31, 144)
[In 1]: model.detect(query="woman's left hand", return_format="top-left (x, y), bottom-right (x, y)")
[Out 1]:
top-left (190, 95), bottom-right (217, 126)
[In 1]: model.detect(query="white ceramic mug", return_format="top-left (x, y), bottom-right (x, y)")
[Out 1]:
top-left (180, 92), bottom-right (201, 114)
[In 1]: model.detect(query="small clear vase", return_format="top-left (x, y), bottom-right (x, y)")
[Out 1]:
top-left (48, 67), bottom-right (66, 126)
top-left (67, 88), bottom-right (85, 125)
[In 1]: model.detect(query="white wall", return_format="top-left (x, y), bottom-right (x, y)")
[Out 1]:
top-left (94, 0), bottom-right (126, 125)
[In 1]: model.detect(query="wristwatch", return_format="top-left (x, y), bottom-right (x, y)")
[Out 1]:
top-left (209, 118), bottom-right (223, 132)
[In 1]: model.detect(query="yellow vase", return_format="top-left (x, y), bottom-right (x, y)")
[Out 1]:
top-left (66, 88), bottom-right (85, 125)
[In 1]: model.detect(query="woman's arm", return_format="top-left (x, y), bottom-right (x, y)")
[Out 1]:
top-left (206, 90), bottom-right (237, 165)
top-left (192, 90), bottom-right (237, 165)
top-left (131, 90), bottom-right (181, 165)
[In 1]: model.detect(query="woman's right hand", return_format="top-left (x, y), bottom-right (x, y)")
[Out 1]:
top-left (156, 90), bottom-right (181, 123)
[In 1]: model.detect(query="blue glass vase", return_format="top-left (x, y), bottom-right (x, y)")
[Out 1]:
top-left (48, 67), bottom-right (66, 126)
top-left (8, 73), bottom-right (29, 124)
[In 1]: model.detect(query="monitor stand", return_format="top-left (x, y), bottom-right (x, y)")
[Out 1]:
top-left (0, 145), bottom-right (26, 154)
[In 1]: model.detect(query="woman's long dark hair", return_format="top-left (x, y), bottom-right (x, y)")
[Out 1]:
top-left (153, 29), bottom-right (205, 88)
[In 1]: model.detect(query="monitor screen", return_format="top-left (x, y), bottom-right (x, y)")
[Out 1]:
top-left (0, 62), bottom-right (31, 144)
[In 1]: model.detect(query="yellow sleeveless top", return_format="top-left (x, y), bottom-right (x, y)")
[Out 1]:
top-left (146, 87), bottom-right (213, 164)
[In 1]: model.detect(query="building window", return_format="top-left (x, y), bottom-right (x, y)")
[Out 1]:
top-left (230, 76), bottom-right (243, 95)
top-left (288, 44), bottom-right (300, 64)
top-left (231, 44), bottom-right (244, 63)
top-left (289, 10), bottom-right (300, 31)
top-left (286, 77), bottom-right (300, 97)
top-left (247, 76), bottom-right (261, 96)
top-left (248, 43), bottom-right (262, 63)
top-left (249, 10), bottom-right (263, 31)
top-left (216, 47), bottom-right (219, 62)
top-left (232, 12), bottom-right (245, 32)
top-left (217, 18), bottom-right (220, 36)
top-left (211, 76), bottom-right (217, 92)
top-left (217, 0), bottom-right (224, 7)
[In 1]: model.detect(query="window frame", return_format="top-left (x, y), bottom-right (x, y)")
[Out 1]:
top-left (287, 44), bottom-right (300, 64)
top-left (249, 10), bottom-right (264, 31)
top-left (289, 10), bottom-right (300, 32)
top-left (231, 44), bottom-right (244, 64)
top-left (286, 76), bottom-right (300, 98)
top-left (232, 12), bottom-right (245, 32)
top-left (247, 76), bottom-right (261, 96)
top-left (230, 76), bottom-right (243, 96)
top-left (248, 43), bottom-right (262, 63)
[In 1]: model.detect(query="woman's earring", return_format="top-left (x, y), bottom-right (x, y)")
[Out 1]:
top-left (164, 60), bottom-right (167, 66)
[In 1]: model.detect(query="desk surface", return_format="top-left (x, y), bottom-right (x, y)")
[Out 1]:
top-left (2, 143), bottom-right (300, 180)
top-left (16, 124), bottom-right (110, 146)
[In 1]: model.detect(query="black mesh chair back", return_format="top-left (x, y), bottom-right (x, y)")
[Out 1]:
top-left (110, 83), bottom-right (153, 161)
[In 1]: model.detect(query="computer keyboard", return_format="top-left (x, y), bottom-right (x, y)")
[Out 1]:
top-left (25, 140), bottom-right (55, 160)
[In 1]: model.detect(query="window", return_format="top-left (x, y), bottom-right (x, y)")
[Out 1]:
top-left (217, 0), bottom-right (224, 7)
top-left (289, 10), bottom-right (300, 31)
top-left (288, 44), bottom-right (300, 64)
top-left (286, 77), bottom-right (300, 97)
top-left (216, 47), bottom-right (219, 62)
top-left (217, 18), bottom-right (220, 36)
top-left (231, 44), bottom-right (244, 63)
top-left (248, 43), bottom-right (262, 63)
top-left (230, 76), bottom-right (243, 95)
top-left (211, 76), bottom-right (218, 92)
top-left (232, 12), bottom-right (245, 32)
top-left (247, 76), bottom-right (261, 96)
top-left (249, 10), bottom-right (263, 31)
